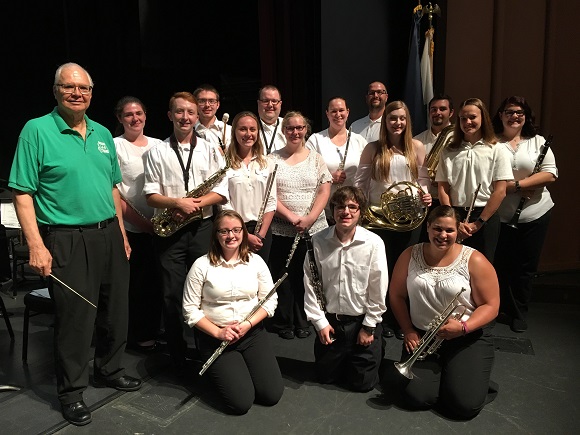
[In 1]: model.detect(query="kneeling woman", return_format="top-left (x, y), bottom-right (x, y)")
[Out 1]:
top-left (183, 210), bottom-right (283, 414)
top-left (389, 206), bottom-right (499, 419)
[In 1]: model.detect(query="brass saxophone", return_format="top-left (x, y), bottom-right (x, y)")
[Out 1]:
top-left (425, 124), bottom-right (454, 183)
top-left (152, 156), bottom-right (231, 237)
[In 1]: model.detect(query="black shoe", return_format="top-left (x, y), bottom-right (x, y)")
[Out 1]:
top-left (61, 401), bottom-right (92, 426)
top-left (93, 375), bottom-right (142, 391)
top-left (278, 330), bottom-right (295, 340)
top-left (511, 318), bottom-right (528, 333)
top-left (382, 326), bottom-right (394, 338)
top-left (395, 328), bottom-right (405, 340)
top-left (295, 328), bottom-right (311, 339)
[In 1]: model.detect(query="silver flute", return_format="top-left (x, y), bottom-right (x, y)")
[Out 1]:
top-left (199, 272), bottom-right (288, 376)
top-left (285, 177), bottom-right (323, 269)
top-left (254, 164), bottom-right (278, 236)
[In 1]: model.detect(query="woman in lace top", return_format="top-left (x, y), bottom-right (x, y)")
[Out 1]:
top-left (388, 205), bottom-right (499, 419)
top-left (267, 111), bottom-right (332, 340)
top-left (491, 96), bottom-right (557, 332)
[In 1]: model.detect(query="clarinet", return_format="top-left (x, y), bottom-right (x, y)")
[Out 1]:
top-left (335, 126), bottom-right (352, 186)
top-left (199, 272), bottom-right (288, 376)
top-left (285, 176), bottom-right (323, 269)
top-left (457, 183), bottom-right (481, 245)
top-left (303, 231), bottom-right (326, 311)
top-left (254, 164), bottom-right (278, 236)
top-left (506, 135), bottom-right (553, 229)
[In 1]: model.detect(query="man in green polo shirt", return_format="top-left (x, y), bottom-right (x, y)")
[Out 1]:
top-left (9, 62), bottom-right (142, 426)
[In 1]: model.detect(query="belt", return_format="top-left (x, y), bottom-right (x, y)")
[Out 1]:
top-left (328, 313), bottom-right (364, 323)
top-left (44, 217), bottom-right (115, 232)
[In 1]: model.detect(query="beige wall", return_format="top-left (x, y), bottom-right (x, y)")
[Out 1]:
top-left (444, 0), bottom-right (579, 271)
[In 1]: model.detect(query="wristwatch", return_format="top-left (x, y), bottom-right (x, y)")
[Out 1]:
top-left (515, 180), bottom-right (521, 191)
top-left (361, 325), bottom-right (376, 335)
top-left (476, 217), bottom-right (487, 226)
top-left (257, 234), bottom-right (266, 242)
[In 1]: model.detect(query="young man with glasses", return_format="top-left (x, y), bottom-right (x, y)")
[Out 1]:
top-left (257, 85), bottom-right (286, 154)
top-left (193, 84), bottom-right (231, 152)
top-left (303, 186), bottom-right (387, 392)
top-left (351, 81), bottom-right (389, 143)
top-left (9, 63), bottom-right (141, 426)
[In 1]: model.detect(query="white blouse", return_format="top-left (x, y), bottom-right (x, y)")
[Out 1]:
top-left (268, 150), bottom-right (332, 237)
top-left (406, 243), bottom-right (476, 330)
top-left (183, 253), bottom-right (277, 328)
top-left (497, 135), bottom-right (557, 223)
top-left (222, 158), bottom-right (277, 223)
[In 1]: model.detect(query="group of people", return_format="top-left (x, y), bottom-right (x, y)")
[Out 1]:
top-left (7, 62), bottom-right (557, 425)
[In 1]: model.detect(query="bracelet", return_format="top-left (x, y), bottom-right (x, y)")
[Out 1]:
top-left (515, 181), bottom-right (521, 191)
top-left (247, 319), bottom-right (253, 328)
top-left (460, 320), bottom-right (469, 335)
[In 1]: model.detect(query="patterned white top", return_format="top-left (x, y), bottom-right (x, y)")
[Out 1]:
top-left (268, 149), bottom-right (332, 237)
top-left (406, 243), bottom-right (476, 330)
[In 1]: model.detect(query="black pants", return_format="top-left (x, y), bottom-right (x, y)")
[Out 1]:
top-left (398, 325), bottom-right (496, 419)
top-left (314, 314), bottom-right (383, 392)
top-left (44, 218), bottom-right (129, 405)
top-left (153, 218), bottom-right (212, 364)
top-left (244, 221), bottom-right (273, 264)
top-left (494, 210), bottom-right (552, 321)
top-left (126, 231), bottom-right (162, 344)
top-left (268, 235), bottom-right (309, 332)
top-left (454, 208), bottom-right (500, 263)
top-left (198, 323), bottom-right (283, 415)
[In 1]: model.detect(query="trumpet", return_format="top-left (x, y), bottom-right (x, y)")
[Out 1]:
top-left (394, 288), bottom-right (467, 379)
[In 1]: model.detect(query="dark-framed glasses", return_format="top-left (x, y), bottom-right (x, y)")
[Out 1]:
top-left (217, 227), bottom-right (243, 236)
top-left (504, 109), bottom-right (525, 117)
top-left (284, 125), bottom-right (306, 132)
top-left (335, 204), bottom-right (360, 213)
top-left (198, 98), bottom-right (218, 106)
top-left (367, 90), bottom-right (387, 96)
top-left (55, 84), bottom-right (93, 95)
top-left (259, 99), bottom-right (281, 105)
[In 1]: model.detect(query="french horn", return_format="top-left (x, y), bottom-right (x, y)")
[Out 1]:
top-left (363, 181), bottom-right (427, 232)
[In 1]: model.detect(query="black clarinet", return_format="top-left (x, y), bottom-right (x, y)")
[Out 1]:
top-left (506, 134), bottom-right (553, 229)
top-left (304, 231), bottom-right (326, 311)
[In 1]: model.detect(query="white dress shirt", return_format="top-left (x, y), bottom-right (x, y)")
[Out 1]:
top-left (351, 115), bottom-right (382, 143)
top-left (183, 253), bottom-right (277, 327)
top-left (195, 119), bottom-right (232, 150)
top-left (114, 135), bottom-right (163, 232)
top-left (222, 158), bottom-right (277, 222)
top-left (303, 225), bottom-right (388, 332)
top-left (259, 117), bottom-right (286, 154)
top-left (435, 140), bottom-right (513, 207)
top-left (143, 136), bottom-right (227, 218)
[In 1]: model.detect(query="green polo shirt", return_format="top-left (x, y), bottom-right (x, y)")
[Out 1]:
top-left (9, 107), bottom-right (121, 225)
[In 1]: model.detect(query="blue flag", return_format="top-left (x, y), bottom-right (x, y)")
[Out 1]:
top-left (404, 11), bottom-right (427, 135)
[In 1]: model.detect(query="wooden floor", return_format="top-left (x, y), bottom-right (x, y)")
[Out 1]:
top-left (0, 275), bottom-right (579, 435)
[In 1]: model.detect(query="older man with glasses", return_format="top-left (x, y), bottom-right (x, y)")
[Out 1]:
top-left (350, 81), bottom-right (389, 143)
top-left (9, 62), bottom-right (141, 426)
top-left (257, 85), bottom-right (286, 154)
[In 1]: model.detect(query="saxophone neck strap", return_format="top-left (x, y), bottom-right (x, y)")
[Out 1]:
top-left (170, 133), bottom-right (197, 192)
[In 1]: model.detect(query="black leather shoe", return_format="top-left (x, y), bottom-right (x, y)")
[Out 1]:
top-left (278, 330), bottom-right (295, 340)
top-left (295, 328), bottom-right (311, 339)
top-left (93, 375), bottom-right (142, 391)
top-left (511, 318), bottom-right (528, 333)
top-left (382, 326), bottom-right (394, 338)
top-left (62, 401), bottom-right (91, 426)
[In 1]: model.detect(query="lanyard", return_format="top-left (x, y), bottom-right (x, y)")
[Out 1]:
top-left (259, 119), bottom-right (279, 154)
top-left (170, 133), bottom-right (196, 193)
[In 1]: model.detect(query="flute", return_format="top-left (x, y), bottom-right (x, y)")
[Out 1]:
top-left (254, 164), bottom-right (278, 237)
top-left (506, 135), bottom-right (553, 229)
top-left (285, 176), bottom-right (323, 269)
top-left (199, 272), bottom-right (288, 376)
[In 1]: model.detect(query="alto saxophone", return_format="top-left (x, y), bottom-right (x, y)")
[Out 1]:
top-left (152, 156), bottom-right (231, 237)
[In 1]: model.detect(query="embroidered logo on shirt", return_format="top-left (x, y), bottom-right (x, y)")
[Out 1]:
top-left (97, 142), bottom-right (110, 154)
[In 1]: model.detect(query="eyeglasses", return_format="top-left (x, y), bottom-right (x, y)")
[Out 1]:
top-left (259, 99), bottom-right (282, 106)
top-left (284, 125), bottom-right (306, 132)
top-left (217, 227), bottom-right (243, 236)
top-left (367, 90), bottom-right (387, 96)
top-left (504, 109), bottom-right (525, 117)
top-left (55, 84), bottom-right (93, 95)
top-left (198, 98), bottom-right (218, 106)
top-left (335, 204), bottom-right (360, 213)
